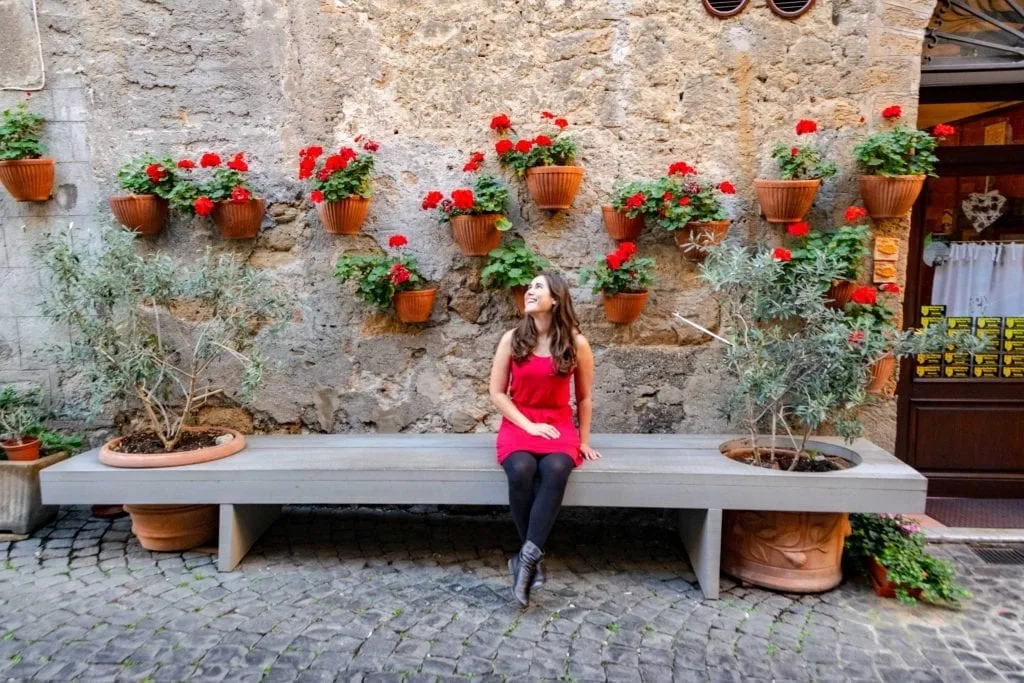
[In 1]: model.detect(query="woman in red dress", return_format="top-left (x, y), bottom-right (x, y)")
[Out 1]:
top-left (489, 271), bottom-right (600, 607)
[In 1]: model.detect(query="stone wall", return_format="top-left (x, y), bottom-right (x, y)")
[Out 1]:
top-left (0, 0), bottom-right (939, 450)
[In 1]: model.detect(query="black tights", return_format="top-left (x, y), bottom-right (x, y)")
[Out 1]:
top-left (501, 451), bottom-right (575, 550)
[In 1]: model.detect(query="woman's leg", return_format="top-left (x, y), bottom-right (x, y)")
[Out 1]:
top-left (501, 451), bottom-right (538, 542)
top-left (526, 452), bottom-right (576, 549)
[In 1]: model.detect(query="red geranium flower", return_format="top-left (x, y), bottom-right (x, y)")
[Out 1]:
top-left (933, 123), bottom-right (956, 137)
top-left (362, 140), bottom-right (380, 152)
top-left (786, 221), bottom-right (810, 237)
top-left (851, 286), bottom-right (877, 305)
top-left (514, 139), bottom-right (533, 154)
top-left (718, 181), bottom-right (736, 194)
top-left (310, 190), bottom-right (324, 203)
top-left (176, 159), bottom-right (196, 169)
top-left (790, 147), bottom-right (800, 156)
top-left (490, 114), bottom-right (511, 132)
top-left (300, 146), bottom-right (323, 159)
top-left (795, 119), bottom-right (818, 135)
top-left (848, 331), bottom-right (865, 345)
top-left (324, 154), bottom-right (348, 173)
top-left (421, 190), bottom-right (443, 210)
top-left (317, 169), bottom-right (330, 181)
top-left (200, 152), bottom-right (221, 168)
top-left (668, 161), bottom-right (696, 176)
top-left (495, 139), bottom-right (514, 156)
top-left (463, 160), bottom-right (481, 172)
top-left (662, 191), bottom-right (674, 201)
top-left (145, 163), bottom-right (166, 183)
top-left (193, 196), bottom-right (215, 217)
top-left (230, 186), bottom-right (251, 203)
top-left (606, 253), bottom-right (623, 270)
top-left (389, 234), bottom-right (408, 249)
top-left (339, 147), bottom-right (358, 162)
top-left (554, 118), bottom-right (568, 129)
top-left (625, 192), bottom-right (646, 210)
top-left (882, 283), bottom-right (901, 294)
top-left (226, 153), bottom-right (248, 172)
top-left (679, 196), bottom-right (691, 206)
top-left (389, 263), bottom-right (411, 285)
top-left (298, 155), bottom-right (316, 180)
top-left (617, 242), bottom-right (637, 258)
top-left (534, 135), bottom-right (552, 147)
top-left (469, 151), bottom-right (485, 163)
top-left (451, 188), bottom-right (475, 211)
top-left (773, 247), bottom-right (792, 262)
top-left (845, 205), bottom-right (869, 223)
top-left (541, 111), bottom-right (555, 119)
top-left (882, 105), bottom-right (902, 120)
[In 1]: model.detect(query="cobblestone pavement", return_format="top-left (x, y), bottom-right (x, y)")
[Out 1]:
top-left (0, 506), bottom-right (1022, 682)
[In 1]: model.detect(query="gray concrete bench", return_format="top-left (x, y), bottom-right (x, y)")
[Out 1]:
top-left (40, 433), bottom-right (926, 599)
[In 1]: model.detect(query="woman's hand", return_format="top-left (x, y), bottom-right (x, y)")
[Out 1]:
top-left (524, 422), bottom-right (560, 439)
top-left (579, 443), bottom-right (602, 460)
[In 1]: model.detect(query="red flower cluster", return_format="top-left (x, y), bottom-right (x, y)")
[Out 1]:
top-left (200, 152), bottom-right (221, 168)
top-left (881, 283), bottom-right (901, 294)
top-left (554, 118), bottom-right (568, 129)
top-left (389, 263), bottom-right (411, 285)
top-left (490, 114), bottom-right (511, 132)
top-left (678, 196), bottom-right (691, 206)
top-left (310, 190), bottom-right (324, 203)
top-left (848, 331), bottom-right (865, 345)
top-left (194, 196), bottom-right (215, 217)
top-left (795, 119), bottom-right (818, 135)
top-left (389, 234), bottom-right (408, 249)
top-left (421, 191), bottom-right (443, 210)
top-left (495, 139), bottom-right (514, 156)
top-left (145, 163), bottom-right (166, 183)
top-left (230, 186), bottom-right (251, 203)
top-left (177, 159), bottom-right (196, 170)
top-left (882, 105), bottom-right (902, 120)
top-left (226, 153), bottom-right (248, 173)
top-left (668, 161), bottom-right (696, 177)
top-left (463, 151), bottom-right (485, 172)
top-left (786, 221), bottom-right (810, 237)
top-left (298, 146), bottom-right (323, 180)
top-left (790, 147), bottom-right (800, 156)
top-left (541, 111), bottom-right (555, 119)
top-left (851, 286), bottom-right (877, 305)
top-left (361, 138), bottom-right (380, 153)
top-left (625, 192), bottom-right (646, 210)
top-left (534, 135), bottom-right (552, 147)
top-left (514, 139), bottom-right (533, 154)
top-left (933, 123), bottom-right (956, 138)
top-left (718, 181), bottom-right (736, 195)
top-left (845, 205), bottom-right (869, 223)
top-left (451, 188), bottom-right (475, 211)
top-left (773, 247), bottom-right (792, 262)
top-left (606, 241), bottom-right (637, 270)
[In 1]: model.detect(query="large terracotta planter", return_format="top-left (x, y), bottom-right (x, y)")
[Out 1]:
top-left (123, 504), bottom-right (218, 552)
top-left (317, 196), bottom-right (371, 235)
top-left (754, 179), bottom-right (821, 223)
top-left (826, 280), bottom-right (859, 310)
top-left (0, 451), bottom-right (68, 534)
top-left (675, 220), bottom-right (731, 262)
top-left (394, 288), bottom-right (437, 323)
top-left (450, 213), bottom-right (503, 256)
top-left (99, 427), bottom-right (246, 468)
top-left (525, 166), bottom-right (584, 210)
top-left (0, 158), bottom-right (54, 202)
top-left (108, 194), bottom-right (169, 236)
top-left (867, 354), bottom-right (896, 394)
top-left (212, 198), bottom-right (266, 239)
top-left (859, 175), bottom-right (925, 219)
top-left (1, 437), bottom-right (40, 462)
top-left (868, 556), bottom-right (923, 600)
top-left (601, 205), bottom-right (644, 241)
top-left (602, 291), bottom-right (648, 325)
top-left (511, 285), bottom-right (527, 315)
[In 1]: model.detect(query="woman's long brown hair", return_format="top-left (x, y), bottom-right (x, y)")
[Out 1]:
top-left (511, 271), bottom-right (580, 375)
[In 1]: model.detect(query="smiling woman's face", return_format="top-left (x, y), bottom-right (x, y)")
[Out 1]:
top-left (524, 275), bottom-right (555, 315)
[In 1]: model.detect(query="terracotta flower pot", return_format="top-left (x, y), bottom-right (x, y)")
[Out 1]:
top-left (868, 556), bottom-right (923, 600)
top-left (722, 509), bottom-right (851, 593)
top-left (123, 503), bottom-right (218, 552)
top-left (511, 285), bottom-right (527, 315)
top-left (525, 166), bottom-right (584, 210)
top-left (212, 198), bottom-right (266, 239)
top-left (675, 220), bottom-right (731, 262)
top-left (317, 196), bottom-right (371, 235)
top-left (602, 291), bottom-right (649, 325)
top-left (1, 437), bottom-right (41, 462)
top-left (859, 175), bottom-right (925, 219)
top-left (394, 288), bottom-right (437, 323)
top-left (450, 213), bottom-right (503, 256)
top-left (99, 427), bottom-right (247, 469)
top-left (601, 205), bottom-right (644, 241)
top-left (0, 158), bottom-right (54, 202)
top-left (826, 280), bottom-right (859, 310)
top-left (108, 194), bottom-right (169, 236)
top-left (867, 354), bottom-right (896, 394)
top-left (754, 179), bottom-right (821, 223)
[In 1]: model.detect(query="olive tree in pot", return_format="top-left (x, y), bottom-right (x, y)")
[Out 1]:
top-left (109, 153), bottom-right (180, 236)
top-left (481, 239), bottom-right (550, 315)
top-left (38, 228), bottom-right (291, 551)
top-left (690, 242), bottom-right (986, 593)
top-left (0, 102), bottom-right (54, 202)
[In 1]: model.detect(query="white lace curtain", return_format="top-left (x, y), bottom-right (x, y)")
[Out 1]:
top-left (932, 242), bottom-right (1024, 317)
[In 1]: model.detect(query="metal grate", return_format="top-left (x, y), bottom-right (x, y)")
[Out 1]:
top-left (703, 0), bottom-right (748, 18)
top-left (970, 544), bottom-right (1024, 565)
top-left (768, 0), bottom-right (815, 19)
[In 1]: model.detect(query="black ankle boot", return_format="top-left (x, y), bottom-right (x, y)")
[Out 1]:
top-left (508, 557), bottom-right (546, 591)
top-left (510, 541), bottom-right (543, 607)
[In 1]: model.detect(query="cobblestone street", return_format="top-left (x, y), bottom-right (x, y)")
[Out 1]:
top-left (0, 506), bottom-right (1021, 682)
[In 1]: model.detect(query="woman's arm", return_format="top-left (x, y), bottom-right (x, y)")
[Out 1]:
top-left (489, 331), bottom-right (559, 439)
top-left (574, 334), bottom-right (600, 459)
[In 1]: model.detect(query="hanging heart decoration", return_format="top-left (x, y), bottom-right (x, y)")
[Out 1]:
top-left (961, 190), bottom-right (1006, 233)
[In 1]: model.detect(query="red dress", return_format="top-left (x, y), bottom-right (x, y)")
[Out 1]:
top-left (496, 354), bottom-right (582, 467)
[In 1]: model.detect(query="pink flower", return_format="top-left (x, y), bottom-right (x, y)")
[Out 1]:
top-left (773, 247), bottom-right (792, 262)
top-left (310, 190), bottom-right (324, 203)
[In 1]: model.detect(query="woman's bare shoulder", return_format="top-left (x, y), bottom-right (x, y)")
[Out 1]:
top-left (573, 330), bottom-right (591, 348)
top-left (498, 329), bottom-right (516, 347)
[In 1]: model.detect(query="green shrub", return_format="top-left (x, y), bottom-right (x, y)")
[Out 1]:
top-left (481, 240), bottom-right (549, 290)
top-left (0, 102), bottom-right (46, 161)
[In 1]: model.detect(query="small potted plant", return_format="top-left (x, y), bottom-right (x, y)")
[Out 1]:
top-left (493, 111), bottom-right (583, 210)
top-left (854, 106), bottom-right (954, 219)
top-left (603, 180), bottom-right (653, 241)
top-left (301, 138), bottom-right (378, 235)
top-left (169, 152), bottom-right (265, 239)
top-left (580, 242), bottom-right (655, 324)
top-left (755, 119), bottom-right (837, 223)
top-left (481, 239), bottom-right (551, 314)
top-left (334, 234), bottom-right (437, 324)
top-left (39, 228), bottom-right (292, 550)
top-left (648, 162), bottom-right (733, 261)
top-left (0, 102), bottom-right (54, 202)
top-left (0, 385), bottom-right (43, 462)
top-left (843, 283), bottom-right (907, 393)
top-left (109, 153), bottom-right (179, 236)
top-left (423, 167), bottom-right (512, 256)
top-left (785, 206), bottom-right (871, 310)
top-left (846, 513), bottom-right (968, 606)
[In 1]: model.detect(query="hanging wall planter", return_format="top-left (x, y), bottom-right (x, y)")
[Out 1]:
top-left (754, 179), bottom-right (821, 223)
top-left (492, 111), bottom-right (583, 211)
top-left (450, 213), bottom-right (503, 256)
top-left (394, 288), bottom-right (437, 324)
top-left (0, 159), bottom-right (54, 202)
top-left (109, 195), bottom-right (169, 237)
top-left (580, 242), bottom-right (655, 325)
top-left (424, 174), bottom-right (512, 257)
top-left (317, 196), bottom-right (371, 235)
top-left (602, 291), bottom-right (649, 325)
top-left (867, 354), bottom-right (896, 394)
top-left (525, 166), bottom-right (584, 210)
top-left (826, 280), bottom-right (859, 310)
top-left (858, 175), bottom-right (925, 219)
top-left (0, 103), bottom-right (53, 202)
top-left (676, 220), bottom-right (731, 262)
top-left (601, 205), bottom-right (644, 242)
top-left (213, 198), bottom-right (266, 240)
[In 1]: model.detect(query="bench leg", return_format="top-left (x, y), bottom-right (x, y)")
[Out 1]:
top-left (218, 504), bottom-right (281, 572)
top-left (678, 508), bottom-right (722, 600)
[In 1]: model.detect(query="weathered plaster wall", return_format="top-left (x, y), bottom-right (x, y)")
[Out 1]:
top-left (0, 0), bottom-right (939, 450)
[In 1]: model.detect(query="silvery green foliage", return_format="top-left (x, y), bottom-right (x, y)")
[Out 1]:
top-left (699, 244), bottom-right (986, 453)
top-left (37, 228), bottom-right (291, 450)
top-left (0, 385), bottom-right (42, 441)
